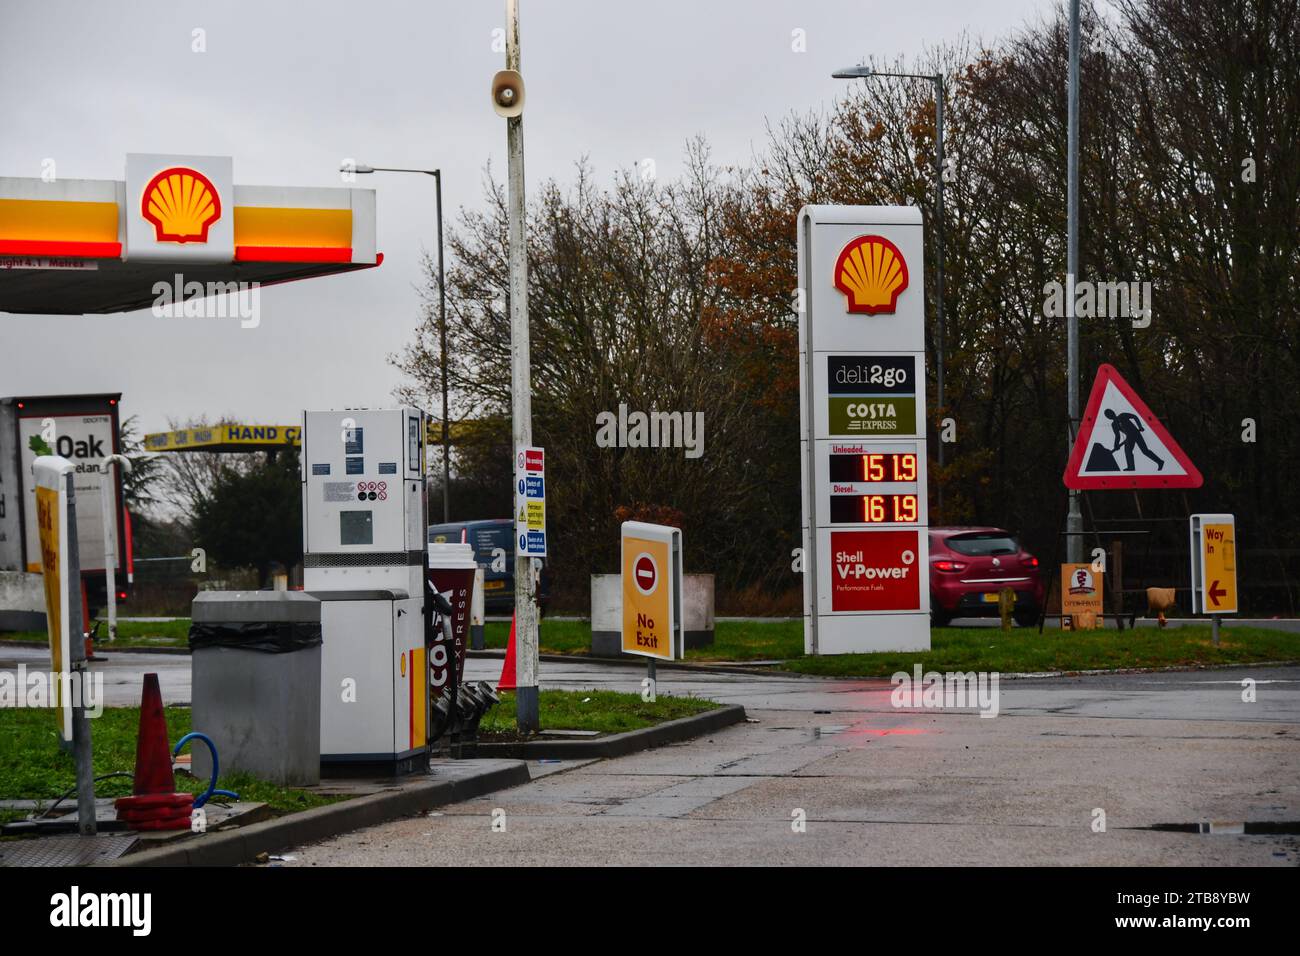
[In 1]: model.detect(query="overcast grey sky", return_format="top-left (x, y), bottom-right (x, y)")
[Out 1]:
top-left (1, 0), bottom-right (1049, 436)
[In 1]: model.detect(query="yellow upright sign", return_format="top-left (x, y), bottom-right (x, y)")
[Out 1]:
top-left (620, 522), bottom-right (682, 661)
top-left (1193, 514), bottom-right (1238, 615)
top-left (1060, 563), bottom-right (1104, 630)
top-left (33, 458), bottom-right (74, 741)
top-left (36, 485), bottom-right (63, 673)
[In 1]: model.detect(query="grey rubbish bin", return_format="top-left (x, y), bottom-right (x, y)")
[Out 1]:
top-left (190, 591), bottom-right (323, 787)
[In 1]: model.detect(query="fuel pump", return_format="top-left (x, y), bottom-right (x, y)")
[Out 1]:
top-left (301, 408), bottom-right (431, 774)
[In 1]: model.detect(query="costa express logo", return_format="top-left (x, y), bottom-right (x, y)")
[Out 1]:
top-left (834, 234), bottom-right (908, 315)
top-left (140, 167), bottom-right (221, 243)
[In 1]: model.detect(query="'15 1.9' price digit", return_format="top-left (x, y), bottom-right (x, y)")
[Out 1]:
top-left (842, 453), bottom-right (918, 483)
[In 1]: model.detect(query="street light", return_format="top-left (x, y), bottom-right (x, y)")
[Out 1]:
top-left (1065, 0), bottom-right (1083, 565)
top-left (344, 162), bottom-right (451, 524)
top-left (496, 0), bottom-right (539, 734)
top-left (833, 64), bottom-right (946, 518)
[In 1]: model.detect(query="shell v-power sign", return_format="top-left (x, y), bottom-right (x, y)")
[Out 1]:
top-left (797, 206), bottom-right (930, 654)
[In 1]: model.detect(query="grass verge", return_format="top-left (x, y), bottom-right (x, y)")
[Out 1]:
top-left (0, 706), bottom-right (339, 826)
top-left (481, 619), bottom-right (589, 654)
top-left (478, 689), bottom-right (718, 735)
top-left (479, 618), bottom-right (801, 659)
top-left (7, 617), bottom-right (1292, 679)
top-left (483, 618), bottom-right (1294, 676)
top-left (783, 624), bottom-right (1299, 677)
top-left (2, 618), bottom-right (190, 647)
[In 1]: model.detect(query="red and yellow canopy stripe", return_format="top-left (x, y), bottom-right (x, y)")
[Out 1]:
top-left (233, 206), bottom-right (353, 262)
top-left (0, 200), bottom-right (356, 263)
top-left (0, 198), bottom-right (121, 257)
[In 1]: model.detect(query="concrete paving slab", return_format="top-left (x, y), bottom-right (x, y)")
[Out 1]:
top-left (282, 810), bottom-right (1295, 867)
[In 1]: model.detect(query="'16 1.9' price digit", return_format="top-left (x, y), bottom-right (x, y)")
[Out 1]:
top-left (893, 494), bottom-right (917, 522)
top-left (862, 495), bottom-right (885, 522)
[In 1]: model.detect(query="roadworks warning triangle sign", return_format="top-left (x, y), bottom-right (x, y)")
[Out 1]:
top-left (1063, 364), bottom-right (1203, 490)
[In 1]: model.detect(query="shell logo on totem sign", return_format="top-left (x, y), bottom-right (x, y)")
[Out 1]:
top-left (140, 166), bottom-right (222, 244)
top-left (833, 234), bottom-right (909, 315)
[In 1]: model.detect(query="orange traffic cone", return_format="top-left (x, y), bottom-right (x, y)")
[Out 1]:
top-left (114, 673), bottom-right (194, 831)
top-left (496, 613), bottom-right (517, 691)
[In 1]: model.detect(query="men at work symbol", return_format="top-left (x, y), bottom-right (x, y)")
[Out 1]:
top-left (1091, 408), bottom-right (1164, 472)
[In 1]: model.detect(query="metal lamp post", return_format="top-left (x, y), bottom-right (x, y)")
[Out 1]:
top-left (344, 162), bottom-right (451, 524)
top-left (833, 65), bottom-right (946, 517)
top-left (496, 0), bottom-right (540, 733)
top-left (1065, 0), bottom-right (1083, 564)
top-left (99, 453), bottom-right (131, 643)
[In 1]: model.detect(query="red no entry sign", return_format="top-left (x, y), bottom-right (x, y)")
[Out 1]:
top-left (633, 553), bottom-right (658, 594)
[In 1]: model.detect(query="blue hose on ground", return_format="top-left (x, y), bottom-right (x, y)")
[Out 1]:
top-left (172, 732), bottom-right (239, 808)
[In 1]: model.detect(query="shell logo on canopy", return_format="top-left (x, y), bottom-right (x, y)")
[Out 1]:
top-left (0, 152), bottom-right (383, 312)
top-left (833, 234), bottom-right (909, 315)
top-left (140, 166), bottom-right (221, 244)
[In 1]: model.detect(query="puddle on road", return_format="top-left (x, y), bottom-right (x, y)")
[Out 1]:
top-left (814, 725), bottom-right (849, 737)
top-left (762, 724), bottom-right (938, 740)
top-left (1140, 821), bottom-right (1300, 835)
top-left (761, 724), bottom-right (939, 740)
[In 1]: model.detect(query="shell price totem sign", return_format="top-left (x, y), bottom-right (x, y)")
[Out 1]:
top-left (798, 206), bottom-right (930, 654)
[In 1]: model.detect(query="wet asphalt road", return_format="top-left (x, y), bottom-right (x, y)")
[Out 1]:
top-left (288, 659), bottom-right (1300, 866)
top-left (3, 645), bottom-right (1295, 865)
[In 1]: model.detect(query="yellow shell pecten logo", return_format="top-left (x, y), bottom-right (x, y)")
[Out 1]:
top-left (140, 167), bottom-right (222, 244)
top-left (834, 234), bottom-right (909, 315)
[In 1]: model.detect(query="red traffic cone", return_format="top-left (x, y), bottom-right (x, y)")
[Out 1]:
top-left (114, 673), bottom-right (193, 831)
top-left (496, 613), bottom-right (517, 691)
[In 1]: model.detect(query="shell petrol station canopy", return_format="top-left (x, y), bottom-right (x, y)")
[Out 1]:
top-left (0, 153), bottom-right (380, 314)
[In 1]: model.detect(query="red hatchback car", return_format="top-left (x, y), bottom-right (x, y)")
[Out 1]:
top-left (928, 527), bottom-right (1045, 627)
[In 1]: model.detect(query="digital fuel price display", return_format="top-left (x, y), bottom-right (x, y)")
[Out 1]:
top-left (828, 493), bottom-right (920, 524)
top-left (827, 452), bottom-right (918, 483)
top-left (827, 451), bottom-right (921, 524)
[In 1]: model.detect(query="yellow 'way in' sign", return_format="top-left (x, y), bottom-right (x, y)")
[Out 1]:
top-left (1201, 522), bottom-right (1238, 614)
